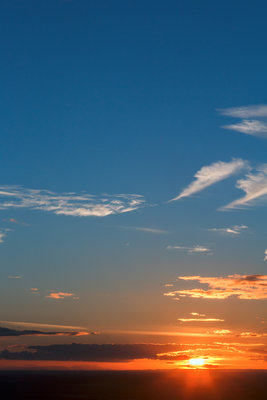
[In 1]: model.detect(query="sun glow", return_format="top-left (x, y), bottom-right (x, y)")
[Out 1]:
top-left (188, 358), bottom-right (206, 367)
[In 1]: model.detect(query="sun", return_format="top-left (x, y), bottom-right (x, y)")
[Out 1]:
top-left (188, 358), bottom-right (206, 367)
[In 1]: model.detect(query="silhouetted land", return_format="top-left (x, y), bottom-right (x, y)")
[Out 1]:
top-left (1, 370), bottom-right (267, 399)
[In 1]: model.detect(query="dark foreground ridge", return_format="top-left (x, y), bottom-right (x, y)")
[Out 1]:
top-left (1, 370), bottom-right (267, 400)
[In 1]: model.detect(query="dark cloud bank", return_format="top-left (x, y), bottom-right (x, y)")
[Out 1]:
top-left (0, 343), bottom-right (188, 362)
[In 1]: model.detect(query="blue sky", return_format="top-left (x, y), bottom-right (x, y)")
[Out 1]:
top-left (1, 0), bottom-right (267, 369)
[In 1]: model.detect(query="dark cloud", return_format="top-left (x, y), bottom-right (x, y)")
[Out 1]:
top-left (0, 327), bottom-right (90, 337)
top-left (0, 343), bottom-right (189, 362)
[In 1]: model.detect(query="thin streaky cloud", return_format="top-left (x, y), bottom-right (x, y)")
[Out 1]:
top-left (166, 245), bottom-right (212, 254)
top-left (222, 164), bottom-right (267, 210)
top-left (8, 275), bottom-right (22, 279)
top-left (46, 292), bottom-right (78, 299)
top-left (169, 159), bottom-right (248, 202)
top-left (223, 120), bottom-right (267, 138)
top-left (119, 226), bottom-right (170, 234)
top-left (209, 225), bottom-right (248, 235)
top-left (0, 326), bottom-right (89, 337)
top-left (0, 186), bottom-right (145, 217)
top-left (0, 321), bottom-right (87, 330)
top-left (178, 318), bottom-right (224, 322)
top-left (218, 104), bottom-right (267, 118)
top-left (264, 249), bottom-right (267, 262)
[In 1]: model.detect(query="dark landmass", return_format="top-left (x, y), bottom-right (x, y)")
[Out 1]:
top-left (0, 370), bottom-right (267, 400)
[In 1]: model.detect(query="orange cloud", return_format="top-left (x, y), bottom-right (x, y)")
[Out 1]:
top-left (46, 292), bottom-right (78, 299)
top-left (164, 274), bottom-right (267, 300)
top-left (178, 318), bottom-right (224, 322)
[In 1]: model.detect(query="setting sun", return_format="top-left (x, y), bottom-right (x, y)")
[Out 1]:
top-left (188, 358), bottom-right (206, 367)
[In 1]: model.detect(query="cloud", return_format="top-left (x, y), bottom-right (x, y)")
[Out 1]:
top-left (222, 165), bottom-right (267, 210)
top-left (177, 312), bottom-right (224, 323)
top-left (213, 330), bottom-right (232, 335)
top-left (0, 343), bottom-right (189, 362)
top-left (223, 120), bottom-right (267, 137)
top-left (218, 105), bottom-right (267, 118)
top-left (169, 159), bottom-right (247, 202)
top-left (238, 332), bottom-right (267, 338)
top-left (209, 225), bottom-right (248, 235)
top-left (178, 318), bottom-right (224, 322)
top-left (0, 321), bottom-right (87, 331)
top-left (0, 327), bottom-right (89, 337)
top-left (0, 230), bottom-right (8, 243)
top-left (0, 186), bottom-right (145, 217)
top-left (8, 275), bottom-right (22, 279)
top-left (166, 245), bottom-right (212, 254)
top-left (219, 105), bottom-right (267, 138)
top-left (264, 249), bottom-right (267, 262)
top-left (46, 292), bottom-right (78, 300)
top-left (164, 274), bottom-right (267, 300)
top-left (119, 226), bottom-right (170, 234)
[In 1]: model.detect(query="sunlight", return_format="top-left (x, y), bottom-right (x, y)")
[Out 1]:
top-left (188, 358), bottom-right (206, 367)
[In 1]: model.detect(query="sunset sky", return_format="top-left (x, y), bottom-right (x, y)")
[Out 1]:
top-left (1, 0), bottom-right (267, 370)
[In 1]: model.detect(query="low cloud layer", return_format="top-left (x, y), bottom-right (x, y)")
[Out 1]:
top-left (169, 159), bottom-right (247, 202)
top-left (0, 186), bottom-right (145, 217)
top-left (164, 274), bottom-right (267, 300)
top-left (0, 327), bottom-right (89, 337)
top-left (0, 343), bottom-right (189, 362)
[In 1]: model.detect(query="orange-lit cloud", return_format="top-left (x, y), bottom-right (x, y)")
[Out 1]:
top-left (178, 318), bottom-right (224, 322)
top-left (164, 274), bottom-right (267, 300)
top-left (213, 330), bottom-right (232, 335)
top-left (46, 292), bottom-right (79, 299)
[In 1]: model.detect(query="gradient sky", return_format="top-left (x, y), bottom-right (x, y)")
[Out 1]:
top-left (1, 0), bottom-right (267, 370)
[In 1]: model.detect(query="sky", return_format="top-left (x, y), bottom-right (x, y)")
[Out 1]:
top-left (1, 0), bottom-right (267, 370)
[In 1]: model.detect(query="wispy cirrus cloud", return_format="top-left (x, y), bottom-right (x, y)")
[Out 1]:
top-left (219, 105), bottom-right (267, 118)
top-left (169, 159), bottom-right (247, 202)
top-left (166, 245), bottom-right (212, 254)
top-left (209, 225), bottom-right (248, 235)
top-left (264, 249), bottom-right (267, 262)
top-left (46, 292), bottom-right (79, 300)
top-left (164, 274), bottom-right (267, 300)
top-left (119, 226), bottom-right (170, 234)
top-left (219, 105), bottom-right (267, 138)
top-left (8, 275), bottom-right (22, 279)
top-left (223, 120), bottom-right (267, 137)
top-left (222, 164), bottom-right (267, 210)
top-left (0, 186), bottom-right (145, 217)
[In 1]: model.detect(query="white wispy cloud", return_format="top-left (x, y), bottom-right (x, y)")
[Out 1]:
top-left (166, 245), bottom-right (212, 254)
top-left (219, 105), bottom-right (267, 138)
top-left (223, 120), bottom-right (267, 137)
top-left (8, 275), bottom-right (22, 279)
top-left (119, 226), bottom-right (170, 234)
top-left (218, 105), bottom-right (267, 118)
top-left (169, 159), bottom-right (247, 202)
top-left (222, 164), bottom-right (267, 210)
top-left (264, 249), bottom-right (267, 262)
top-left (209, 225), bottom-right (248, 235)
top-left (0, 186), bottom-right (145, 217)
top-left (0, 231), bottom-right (8, 243)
